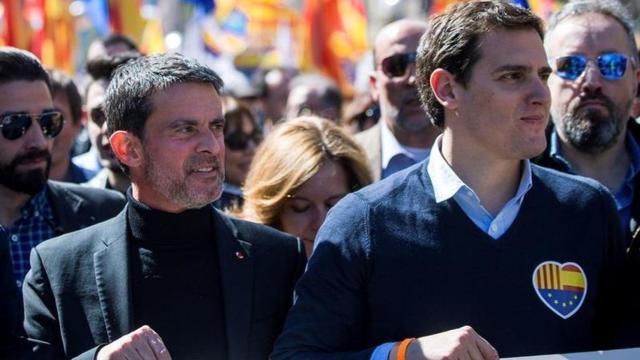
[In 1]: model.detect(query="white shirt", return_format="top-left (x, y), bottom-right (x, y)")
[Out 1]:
top-left (427, 135), bottom-right (532, 239)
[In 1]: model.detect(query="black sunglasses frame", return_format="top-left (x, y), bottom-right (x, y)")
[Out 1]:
top-left (225, 131), bottom-right (263, 151)
top-left (380, 52), bottom-right (418, 78)
top-left (0, 111), bottom-right (64, 141)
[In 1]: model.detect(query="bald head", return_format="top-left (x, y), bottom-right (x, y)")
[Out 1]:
top-left (373, 19), bottom-right (428, 64)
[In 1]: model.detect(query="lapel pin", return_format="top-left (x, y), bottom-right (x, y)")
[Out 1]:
top-left (235, 251), bottom-right (245, 260)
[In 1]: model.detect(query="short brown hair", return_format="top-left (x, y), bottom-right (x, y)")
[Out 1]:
top-left (416, 1), bottom-right (544, 128)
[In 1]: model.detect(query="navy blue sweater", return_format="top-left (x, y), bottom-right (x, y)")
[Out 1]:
top-left (272, 162), bottom-right (628, 359)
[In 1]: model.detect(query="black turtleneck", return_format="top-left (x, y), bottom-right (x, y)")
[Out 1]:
top-left (127, 191), bottom-right (227, 360)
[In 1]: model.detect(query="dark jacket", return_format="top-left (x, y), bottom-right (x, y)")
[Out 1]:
top-left (1, 181), bottom-right (125, 359)
top-left (22, 206), bottom-right (306, 360)
top-left (534, 120), bottom-right (640, 254)
top-left (46, 180), bottom-right (126, 235)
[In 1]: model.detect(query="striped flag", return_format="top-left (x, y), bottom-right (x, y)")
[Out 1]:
top-left (533, 261), bottom-right (587, 319)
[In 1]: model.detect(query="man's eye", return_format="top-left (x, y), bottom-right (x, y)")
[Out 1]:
top-left (177, 126), bottom-right (196, 134)
top-left (540, 71), bottom-right (552, 82)
top-left (501, 72), bottom-right (524, 81)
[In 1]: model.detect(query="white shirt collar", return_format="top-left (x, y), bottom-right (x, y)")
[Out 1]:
top-left (427, 135), bottom-right (532, 203)
top-left (380, 120), bottom-right (429, 169)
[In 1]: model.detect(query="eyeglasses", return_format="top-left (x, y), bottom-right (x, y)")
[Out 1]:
top-left (0, 111), bottom-right (64, 140)
top-left (225, 131), bottom-right (262, 151)
top-left (380, 52), bottom-right (417, 78)
top-left (351, 105), bottom-right (380, 131)
top-left (552, 53), bottom-right (632, 81)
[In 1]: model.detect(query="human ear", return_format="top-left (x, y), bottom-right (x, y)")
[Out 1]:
top-left (109, 131), bottom-right (143, 168)
top-left (430, 68), bottom-right (459, 110)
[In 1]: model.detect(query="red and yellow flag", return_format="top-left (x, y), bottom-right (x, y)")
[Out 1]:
top-left (300, 0), bottom-right (368, 97)
top-left (109, 0), bottom-right (145, 44)
top-left (41, 0), bottom-right (76, 73)
top-left (2, 0), bottom-right (33, 49)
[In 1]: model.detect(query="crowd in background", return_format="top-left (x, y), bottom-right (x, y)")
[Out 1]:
top-left (3, 0), bottom-right (640, 358)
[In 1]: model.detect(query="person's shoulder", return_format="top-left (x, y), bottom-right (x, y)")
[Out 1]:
top-left (48, 180), bottom-right (125, 204)
top-left (354, 161), bottom-right (428, 206)
top-left (35, 213), bottom-right (122, 258)
top-left (531, 163), bottom-right (609, 202)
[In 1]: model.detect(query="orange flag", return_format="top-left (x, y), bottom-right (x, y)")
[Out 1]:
top-left (300, 0), bottom-right (368, 97)
top-left (41, 0), bottom-right (76, 73)
top-left (2, 0), bottom-right (32, 49)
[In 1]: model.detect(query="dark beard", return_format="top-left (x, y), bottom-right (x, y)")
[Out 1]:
top-left (562, 93), bottom-right (626, 155)
top-left (0, 149), bottom-right (51, 194)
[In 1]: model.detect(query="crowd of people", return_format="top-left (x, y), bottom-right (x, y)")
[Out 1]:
top-left (2, 0), bottom-right (640, 359)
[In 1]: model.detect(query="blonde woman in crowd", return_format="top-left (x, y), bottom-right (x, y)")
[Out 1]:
top-left (235, 116), bottom-right (372, 256)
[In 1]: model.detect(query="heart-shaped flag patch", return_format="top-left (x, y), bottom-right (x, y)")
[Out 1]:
top-left (532, 261), bottom-right (587, 319)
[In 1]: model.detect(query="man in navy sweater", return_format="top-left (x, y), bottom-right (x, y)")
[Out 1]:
top-left (272, 1), bottom-right (633, 359)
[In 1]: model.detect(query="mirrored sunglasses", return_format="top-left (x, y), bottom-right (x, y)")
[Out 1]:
top-left (553, 53), bottom-right (630, 81)
top-left (0, 111), bottom-right (64, 141)
top-left (381, 52), bottom-right (417, 78)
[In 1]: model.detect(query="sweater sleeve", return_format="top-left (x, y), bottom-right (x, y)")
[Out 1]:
top-left (592, 184), bottom-right (635, 349)
top-left (271, 193), bottom-right (380, 360)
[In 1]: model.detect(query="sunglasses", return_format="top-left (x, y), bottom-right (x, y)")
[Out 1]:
top-left (380, 52), bottom-right (417, 78)
top-left (0, 111), bottom-right (64, 141)
top-left (225, 131), bottom-right (262, 151)
top-left (552, 53), bottom-right (631, 81)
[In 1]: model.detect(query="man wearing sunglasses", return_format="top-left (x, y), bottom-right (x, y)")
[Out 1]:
top-left (0, 48), bottom-right (125, 356)
top-left (273, 2), bottom-right (634, 359)
top-left (536, 0), bottom-right (640, 250)
top-left (355, 19), bottom-right (439, 181)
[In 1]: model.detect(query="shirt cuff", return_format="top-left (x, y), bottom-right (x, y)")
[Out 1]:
top-left (370, 342), bottom-right (395, 360)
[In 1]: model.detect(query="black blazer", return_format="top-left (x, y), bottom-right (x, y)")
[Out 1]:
top-left (22, 206), bottom-right (305, 360)
top-left (1, 181), bottom-right (125, 359)
top-left (46, 180), bottom-right (126, 235)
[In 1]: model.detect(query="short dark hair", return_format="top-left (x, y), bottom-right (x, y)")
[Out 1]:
top-left (416, 1), bottom-right (544, 128)
top-left (86, 52), bottom-right (140, 82)
top-left (47, 69), bottom-right (82, 125)
top-left (0, 47), bottom-right (50, 88)
top-left (103, 33), bottom-right (138, 52)
top-left (105, 53), bottom-right (224, 140)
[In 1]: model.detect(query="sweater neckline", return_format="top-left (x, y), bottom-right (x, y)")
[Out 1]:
top-left (126, 190), bottom-right (213, 248)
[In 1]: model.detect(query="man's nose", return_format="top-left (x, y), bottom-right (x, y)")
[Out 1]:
top-left (23, 119), bottom-right (50, 149)
top-left (198, 131), bottom-right (223, 154)
top-left (580, 61), bottom-right (604, 91)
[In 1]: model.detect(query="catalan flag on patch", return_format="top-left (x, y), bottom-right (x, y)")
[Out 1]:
top-left (532, 261), bottom-right (587, 319)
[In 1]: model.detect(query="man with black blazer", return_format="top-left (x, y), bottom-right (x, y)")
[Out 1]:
top-left (0, 48), bottom-right (125, 359)
top-left (22, 53), bottom-right (305, 360)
